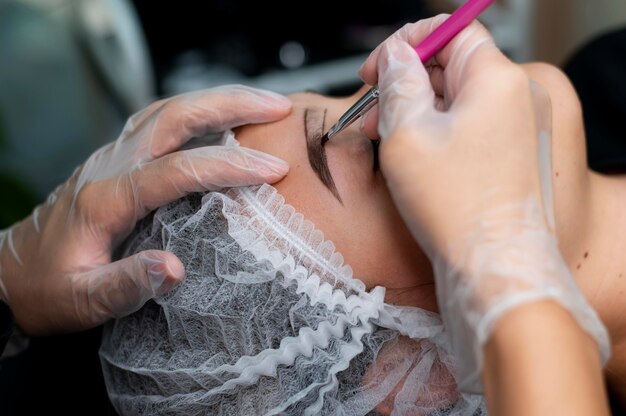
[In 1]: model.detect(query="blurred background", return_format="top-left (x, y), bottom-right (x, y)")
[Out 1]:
top-left (1, 0), bottom-right (626, 413)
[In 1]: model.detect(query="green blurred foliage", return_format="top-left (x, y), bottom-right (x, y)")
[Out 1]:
top-left (0, 113), bottom-right (38, 229)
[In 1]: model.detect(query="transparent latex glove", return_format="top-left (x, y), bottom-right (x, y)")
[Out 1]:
top-left (362, 19), bottom-right (610, 392)
top-left (0, 85), bottom-right (291, 334)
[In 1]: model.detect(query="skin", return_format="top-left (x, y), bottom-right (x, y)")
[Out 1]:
top-left (484, 300), bottom-right (609, 416)
top-left (520, 63), bottom-right (626, 409)
top-left (235, 91), bottom-right (436, 311)
top-left (235, 63), bottom-right (626, 407)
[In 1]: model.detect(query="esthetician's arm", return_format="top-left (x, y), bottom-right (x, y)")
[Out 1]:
top-left (484, 301), bottom-right (608, 416)
top-left (360, 16), bottom-right (611, 415)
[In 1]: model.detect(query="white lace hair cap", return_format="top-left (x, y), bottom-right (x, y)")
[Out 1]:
top-left (100, 132), bottom-right (486, 415)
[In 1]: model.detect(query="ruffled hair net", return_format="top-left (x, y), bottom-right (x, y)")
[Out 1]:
top-left (99, 134), bottom-right (486, 415)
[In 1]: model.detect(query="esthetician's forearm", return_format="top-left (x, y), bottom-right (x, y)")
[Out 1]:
top-left (483, 300), bottom-right (610, 416)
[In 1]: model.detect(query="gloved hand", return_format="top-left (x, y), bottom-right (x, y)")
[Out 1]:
top-left (360, 18), bottom-right (610, 392)
top-left (0, 85), bottom-right (291, 334)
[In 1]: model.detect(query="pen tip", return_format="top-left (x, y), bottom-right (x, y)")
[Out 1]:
top-left (321, 133), bottom-right (330, 145)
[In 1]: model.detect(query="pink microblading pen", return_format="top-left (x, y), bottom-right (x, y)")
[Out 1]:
top-left (322, 0), bottom-right (497, 143)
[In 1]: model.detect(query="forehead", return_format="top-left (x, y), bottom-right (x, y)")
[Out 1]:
top-left (234, 96), bottom-right (309, 164)
top-left (287, 91), bottom-right (326, 108)
top-left (234, 90), bottom-right (361, 159)
top-left (288, 90), bottom-right (359, 108)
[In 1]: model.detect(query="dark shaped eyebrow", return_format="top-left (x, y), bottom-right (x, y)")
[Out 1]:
top-left (304, 108), bottom-right (342, 202)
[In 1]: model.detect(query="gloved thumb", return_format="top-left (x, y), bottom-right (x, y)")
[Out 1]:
top-left (75, 250), bottom-right (184, 326)
top-left (377, 38), bottom-right (438, 141)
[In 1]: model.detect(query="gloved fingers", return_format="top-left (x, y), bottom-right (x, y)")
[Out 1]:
top-left (359, 16), bottom-right (498, 107)
top-left (130, 145), bottom-right (290, 215)
top-left (359, 15), bottom-right (450, 85)
top-left (83, 146), bottom-right (289, 233)
top-left (529, 80), bottom-right (556, 230)
top-left (117, 98), bottom-right (170, 143)
top-left (376, 39), bottom-right (440, 141)
top-left (436, 23), bottom-right (502, 104)
top-left (146, 85), bottom-right (292, 159)
top-left (360, 104), bottom-right (380, 140)
top-left (426, 63), bottom-right (446, 102)
top-left (530, 80), bottom-right (553, 141)
top-left (360, 60), bottom-right (448, 140)
top-left (450, 56), bottom-right (531, 123)
top-left (430, 19), bottom-right (495, 73)
top-left (73, 250), bottom-right (184, 327)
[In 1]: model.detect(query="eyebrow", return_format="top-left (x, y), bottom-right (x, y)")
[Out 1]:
top-left (304, 108), bottom-right (342, 202)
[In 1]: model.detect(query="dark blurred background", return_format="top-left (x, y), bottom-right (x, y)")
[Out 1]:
top-left (1, 0), bottom-right (626, 414)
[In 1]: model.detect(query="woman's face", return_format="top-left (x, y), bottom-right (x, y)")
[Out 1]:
top-left (236, 87), bottom-right (436, 311)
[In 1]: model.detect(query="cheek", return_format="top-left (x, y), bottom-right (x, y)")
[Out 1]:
top-left (332, 190), bottom-right (402, 282)
top-left (329, 181), bottom-right (433, 292)
top-left (272, 165), bottom-right (329, 217)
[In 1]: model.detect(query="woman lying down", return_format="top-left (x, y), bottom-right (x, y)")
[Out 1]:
top-left (99, 57), bottom-right (623, 413)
